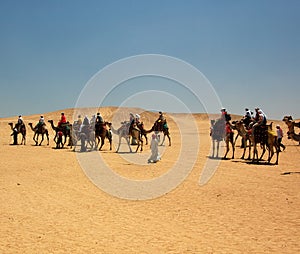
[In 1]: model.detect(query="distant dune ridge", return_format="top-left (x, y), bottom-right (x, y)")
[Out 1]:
top-left (0, 106), bottom-right (299, 253)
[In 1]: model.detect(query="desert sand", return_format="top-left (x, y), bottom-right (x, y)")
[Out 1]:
top-left (0, 107), bottom-right (299, 253)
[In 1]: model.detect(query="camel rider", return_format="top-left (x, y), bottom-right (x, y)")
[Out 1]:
top-left (243, 108), bottom-right (253, 129)
top-left (96, 112), bottom-right (104, 124)
top-left (35, 116), bottom-right (45, 131)
top-left (90, 115), bottom-right (96, 126)
top-left (221, 108), bottom-right (231, 122)
top-left (77, 115), bottom-right (82, 125)
top-left (251, 107), bottom-right (267, 133)
top-left (16, 115), bottom-right (24, 132)
top-left (135, 114), bottom-right (141, 125)
top-left (157, 111), bottom-right (169, 131)
top-left (80, 115), bottom-right (90, 133)
top-left (58, 112), bottom-right (67, 127)
top-left (157, 111), bottom-right (165, 123)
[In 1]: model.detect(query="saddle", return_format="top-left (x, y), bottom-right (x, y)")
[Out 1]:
top-left (60, 122), bottom-right (70, 131)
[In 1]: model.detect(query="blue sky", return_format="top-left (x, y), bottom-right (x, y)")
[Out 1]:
top-left (0, 0), bottom-right (299, 119)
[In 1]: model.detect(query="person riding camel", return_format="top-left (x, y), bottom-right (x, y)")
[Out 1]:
top-left (251, 107), bottom-right (267, 134)
top-left (128, 112), bottom-right (135, 133)
top-left (243, 108), bottom-right (253, 129)
top-left (155, 111), bottom-right (168, 131)
top-left (77, 115), bottom-right (82, 125)
top-left (16, 115), bottom-right (24, 132)
top-left (221, 108), bottom-right (231, 122)
top-left (96, 112), bottom-right (104, 124)
top-left (90, 114), bottom-right (96, 126)
top-left (35, 115), bottom-right (45, 131)
top-left (80, 115), bottom-right (90, 134)
top-left (58, 112), bottom-right (67, 127)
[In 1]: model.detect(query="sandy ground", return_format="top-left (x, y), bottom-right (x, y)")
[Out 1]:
top-left (0, 107), bottom-right (299, 253)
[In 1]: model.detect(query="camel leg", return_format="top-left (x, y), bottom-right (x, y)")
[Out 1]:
top-left (247, 140), bottom-right (252, 160)
top-left (212, 140), bottom-right (215, 158)
top-left (126, 136), bottom-right (132, 153)
top-left (46, 132), bottom-right (49, 145)
top-left (143, 134), bottom-right (148, 145)
top-left (39, 134), bottom-right (44, 146)
top-left (223, 143), bottom-right (229, 159)
top-left (216, 141), bottom-right (220, 158)
top-left (33, 133), bottom-right (38, 145)
top-left (259, 145), bottom-right (266, 162)
top-left (232, 141), bottom-right (235, 159)
top-left (233, 134), bottom-right (239, 146)
top-left (241, 138), bottom-right (246, 159)
top-left (135, 138), bottom-right (143, 152)
top-left (13, 131), bottom-right (18, 145)
top-left (160, 134), bottom-right (165, 146)
top-left (167, 134), bottom-right (171, 146)
top-left (223, 136), bottom-right (229, 159)
top-left (116, 136), bottom-right (122, 153)
top-left (99, 137), bottom-right (105, 151)
top-left (108, 136), bottom-right (112, 150)
top-left (252, 144), bottom-right (257, 163)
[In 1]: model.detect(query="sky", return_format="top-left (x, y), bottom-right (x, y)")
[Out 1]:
top-left (0, 0), bottom-right (299, 119)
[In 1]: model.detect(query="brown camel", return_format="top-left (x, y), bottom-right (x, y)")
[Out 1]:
top-left (282, 115), bottom-right (300, 128)
top-left (110, 122), bottom-right (143, 153)
top-left (95, 122), bottom-right (112, 151)
top-left (210, 119), bottom-right (234, 159)
top-left (136, 122), bottom-right (150, 145)
top-left (28, 123), bottom-right (49, 146)
top-left (48, 120), bottom-right (72, 147)
top-left (282, 116), bottom-right (300, 145)
top-left (231, 120), bottom-right (252, 160)
top-left (249, 122), bottom-right (279, 164)
top-left (8, 122), bottom-right (26, 145)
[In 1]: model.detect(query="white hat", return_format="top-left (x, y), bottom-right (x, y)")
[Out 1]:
top-left (135, 114), bottom-right (140, 119)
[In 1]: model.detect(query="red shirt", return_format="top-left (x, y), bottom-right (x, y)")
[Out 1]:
top-left (60, 115), bottom-right (67, 123)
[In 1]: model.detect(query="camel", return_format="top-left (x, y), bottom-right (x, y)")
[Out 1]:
top-left (8, 122), bottom-right (26, 145)
top-left (266, 123), bottom-right (280, 165)
top-left (282, 116), bottom-right (300, 145)
top-left (136, 122), bottom-right (150, 145)
top-left (95, 122), bottom-right (112, 151)
top-left (249, 122), bottom-right (279, 164)
top-left (282, 116), bottom-right (300, 128)
top-left (110, 122), bottom-right (143, 153)
top-left (48, 120), bottom-right (72, 148)
top-left (231, 120), bottom-right (252, 160)
top-left (28, 123), bottom-right (49, 146)
top-left (149, 121), bottom-right (171, 146)
top-left (210, 119), bottom-right (234, 159)
top-left (71, 123), bottom-right (96, 152)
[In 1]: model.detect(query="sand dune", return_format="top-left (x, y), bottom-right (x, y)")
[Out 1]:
top-left (0, 107), bottom-right (299, 253)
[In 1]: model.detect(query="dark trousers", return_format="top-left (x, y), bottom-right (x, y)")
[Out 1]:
top-left (277, 138), bottom-right (286, 151)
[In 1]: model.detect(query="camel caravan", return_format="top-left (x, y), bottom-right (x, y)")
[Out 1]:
top-left (7, 111), bottom-right (171, 153)
top-left (210, 108), bottom-right (300, 165)
top-left (7, 108), bottom-right (300, 165)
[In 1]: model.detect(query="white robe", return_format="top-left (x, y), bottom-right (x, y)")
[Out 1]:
top-left (148, 135), bottom-right (160, 163)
